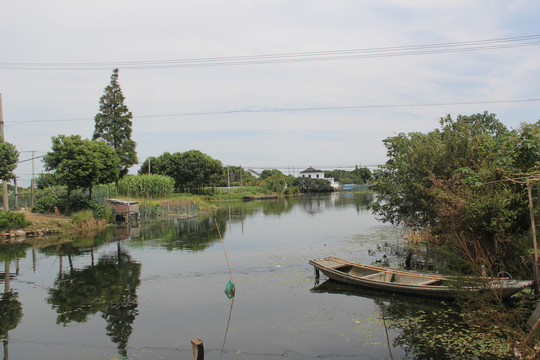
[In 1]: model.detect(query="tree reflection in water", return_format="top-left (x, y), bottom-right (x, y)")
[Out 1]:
top-left (0, 290), bottom-right (22, 360)
top-left (311, 279), bottom-right (523, 359)
top-left (47, 243), bottom-right (141, 358)
top-left (1, 244), bottom-right (26, 360)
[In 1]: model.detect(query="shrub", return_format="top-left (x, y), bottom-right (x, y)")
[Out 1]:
top-left (33, 189), bottom-right (111, 220)
top-left (32, 189), bottom-right (65, 214)
top-left (294, 177), bottom-right (334, 193)
top-left (0, 211), bottom-right (31, 231)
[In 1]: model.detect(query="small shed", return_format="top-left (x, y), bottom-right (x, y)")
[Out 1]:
top-left (105, 199), bottom-right (139, 222)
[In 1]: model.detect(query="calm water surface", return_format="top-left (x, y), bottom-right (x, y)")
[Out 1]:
top-left (1, 193), bottom-right (446, 359)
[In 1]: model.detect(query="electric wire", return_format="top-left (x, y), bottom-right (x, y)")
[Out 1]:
top-left (0, 35), bottom-right (538, 70)
top-left (5, 98), bottom-right (540, 125)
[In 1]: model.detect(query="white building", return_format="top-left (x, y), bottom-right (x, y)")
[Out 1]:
top-left (299, 167), bottom-right (339, 188)
top-left (299, 166), bottom-right (324, 179)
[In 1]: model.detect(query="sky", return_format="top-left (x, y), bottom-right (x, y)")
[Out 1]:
top-left (1, 0), bottom-right (539, 186)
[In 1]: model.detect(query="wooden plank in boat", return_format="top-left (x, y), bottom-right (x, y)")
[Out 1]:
top-left (317, 259), bottom-right (344, 269)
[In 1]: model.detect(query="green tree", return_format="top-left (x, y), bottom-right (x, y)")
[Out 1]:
top-left (35, 173), bottom-right (58, 190)
top-left (352, 166), bottom-right (372, 183)
top-left (371, 112), bottom-right (537, 275)
top-left (93, 68), bottom-right (137, 186)
top-left (294, 177), bottom-right (333, 193)
top-left (372, 112), bottom-right (512, 230)
top-left (43, 135), bottom-right (119, 214)
top-left (138, 152), bottom-right (174, 176)
top-left (139, 150), bottom-right (224, 193)
top-left (512, 120), bottom-right (540, 172)
top-left (221, 166), bottom-right (256, 187)
top-left (0, 137), bottom-right (19, 182)
top-left (262, 174), bottom-right (289, 193)
top-left (260, 169), bottom-right (284, 180)
top-left (325, 167), bottom-right (372, 185)
top-left (178, 150), bottom-right (224, 192)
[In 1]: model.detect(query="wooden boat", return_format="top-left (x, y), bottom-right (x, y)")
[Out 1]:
top-left (309, 256), bottom-right (533, 299)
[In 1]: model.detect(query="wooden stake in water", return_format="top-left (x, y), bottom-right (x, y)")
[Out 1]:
top-left (215, 218), bottom-right (235, 298)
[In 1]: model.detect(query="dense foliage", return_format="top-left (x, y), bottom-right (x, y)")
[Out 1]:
top-left (35, 173), bottom-right (58, 190)
top-left (220, 166), bottom-right (257, 187)
top-left (138, 150), bottom-right (224, 193)
top-left (0, 136), bottom-right (19, 181)
top-left (0, 211), bottom-right (30, 231)
top-left (260, 169), bottom-right (286, 180)
top-left (43, 135), bottom-right (119, 213)
top-left (261, 173), bottom-right (294, 193)
top-left (294, 177), bottom-right (334, 192)
top-left (372, 112), bottom-right (540, 275)
top-left (93, 68), bottom-right (138, 181)
top-left (32, 189), bottom-right (109, 219)
top-left (325, 166), bottom-right (372, 184)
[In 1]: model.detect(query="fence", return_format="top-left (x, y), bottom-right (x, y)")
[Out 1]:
top-left (5, 187), bottom-right (198, 222)
top-left (341, 184), bottom-right (372, 191)
top-left (136, 200), bottom-right (198, 222)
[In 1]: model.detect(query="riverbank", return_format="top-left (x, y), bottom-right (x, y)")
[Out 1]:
top-left (0, 211), bottom-right (112, 244)
top-left (0, 191), bottom-right (280, 241)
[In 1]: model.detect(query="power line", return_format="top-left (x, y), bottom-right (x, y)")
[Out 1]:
top-left (17, 154), bottom-right (45, 164)
top-left (5, 98), bottom-right (540, 125)
top-left (1, 35), bottom-right (539, 70)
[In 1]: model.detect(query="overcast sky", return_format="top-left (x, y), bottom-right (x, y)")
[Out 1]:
top-left (1, 1), bottom-right (539, 185)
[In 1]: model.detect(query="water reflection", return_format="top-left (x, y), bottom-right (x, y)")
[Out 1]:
top-left (0, 290), bottom-right (22, 360)
top-left (311, 280), bottom-right (464, 360)
top-left (123, 215), bottom-right (227, 252)
top-left (0, 193), bottom-right (441, 360)
top-left (0, 244), bottom-right (26, 360)
top-left (47, 244), bottom-right (141, 358)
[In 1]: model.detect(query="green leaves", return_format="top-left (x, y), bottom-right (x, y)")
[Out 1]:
top-left (93, 68), bottom-right (137, 178)
top-left (138, 150), bottom-right (224, 193)
top-left (371, 113), bottom-right (540, 275)
top-left (44, 135), bottom-right (120, 192)
top-left (0, 136), bottom-right (19, 181)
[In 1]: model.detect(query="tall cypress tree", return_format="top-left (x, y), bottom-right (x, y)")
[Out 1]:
top-left (93, 68), bottom-right (137, 186)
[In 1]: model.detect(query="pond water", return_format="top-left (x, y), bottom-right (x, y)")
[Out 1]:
top-left (1, 193), bottom-right (453, 360)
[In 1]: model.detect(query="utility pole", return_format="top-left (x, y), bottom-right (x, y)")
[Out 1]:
top-left (528, 181), bottom-right (539, 295)
top-left (0, 93), bottom-right (8, 211)
top-left (31, 150), bottom-right (35, 208)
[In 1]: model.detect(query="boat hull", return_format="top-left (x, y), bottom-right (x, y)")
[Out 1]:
top-left (309, 257), bottom-right (533, 300)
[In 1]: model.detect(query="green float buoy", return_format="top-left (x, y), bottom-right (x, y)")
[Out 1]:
top-left (224, 280), bottom-right (235, 299)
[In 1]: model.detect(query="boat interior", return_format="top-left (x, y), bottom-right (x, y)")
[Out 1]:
top-left (334, 264), bottom-right (442, 286)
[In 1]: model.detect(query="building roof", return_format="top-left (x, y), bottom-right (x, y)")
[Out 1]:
top-left (300, 166), bottom-right (323, 174)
